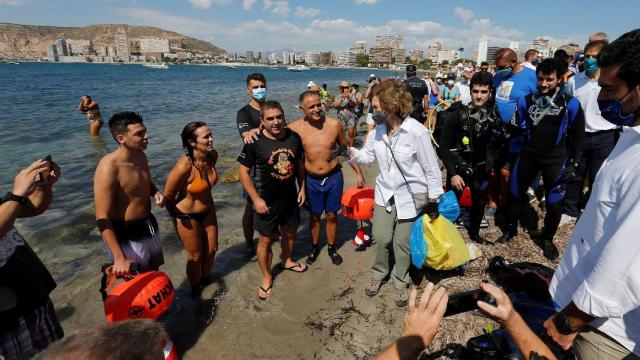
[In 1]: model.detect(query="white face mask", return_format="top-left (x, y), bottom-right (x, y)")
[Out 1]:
top-left (447, 80), bottom-right (455, 86)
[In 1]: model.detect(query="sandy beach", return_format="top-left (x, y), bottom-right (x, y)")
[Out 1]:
top-left (49, 127), bottom-right (572, 360)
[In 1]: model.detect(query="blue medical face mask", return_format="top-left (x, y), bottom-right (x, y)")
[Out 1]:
top-left (372, 110), bottom-right (387, 125)
top-left (532, 58), bottom-right (541, 66)
top-left (496, 67), bottom-right (512, 78)
top-left (598, 88), bottom-right (638, 126)
top-left (584, 57), bottom-right (599, 74)
top-left (252, 87), bottom-right (267, 101)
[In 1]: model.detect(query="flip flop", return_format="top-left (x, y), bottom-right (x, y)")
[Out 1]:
top-left (258, 283), bottom-right (273, 300)
top-left (284, 262), bottom-right (308, 273)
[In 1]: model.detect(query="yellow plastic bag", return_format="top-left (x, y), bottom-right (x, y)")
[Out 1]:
top-left (423, 214), bottom-right (470, 270)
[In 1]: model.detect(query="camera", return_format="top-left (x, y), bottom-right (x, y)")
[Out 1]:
top-left (459, 159), bottom-right (474, 177)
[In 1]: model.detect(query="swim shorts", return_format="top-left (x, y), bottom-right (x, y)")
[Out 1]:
top-left (107, 213), bottom-right (164, 270)
top-left (305, 166), bottom-right (344, 215)
top-left (253, 204), bottom-right (300, 237)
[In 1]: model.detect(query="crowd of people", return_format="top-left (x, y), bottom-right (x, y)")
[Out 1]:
top-left (1, 28), bottom-right (639, 359)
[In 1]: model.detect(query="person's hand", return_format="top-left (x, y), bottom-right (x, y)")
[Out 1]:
top-left (450, 175), bottom-right (465, 192)
top-left (477, 283), bottom-right (517, 328)
top-left (297, 188), bottom-right (306, 207)
top-left (113, 257), bottom-right (134, 277)
top-left (46, 161), bottom-right (61, 185)
top-left (242, 128), bottom-right (261, 144)
top-left (254, 197), bottom-right (269, 214)
top-left (543, 315), bottom-right (579, 351)
top-left (401, 282), bottom-right (448, 347)
top-left (425, 199), bottom-right (439, 220)
top-left (12, 159), bottom-right (50, 197)
top-left (346, 147), bottom-right (356, 161)
top-left (356, 173), bottom-right (365, 188)
top-left (154, 192), bottom-right (166, 208)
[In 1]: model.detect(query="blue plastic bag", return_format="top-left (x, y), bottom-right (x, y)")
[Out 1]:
top-left (409, 216), bottom-right (428, 268)
top-left (438, 190), bottom-right (460, 222)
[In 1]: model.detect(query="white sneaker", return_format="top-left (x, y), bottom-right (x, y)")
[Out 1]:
top-left (559, 214), bottom-right (576, 225)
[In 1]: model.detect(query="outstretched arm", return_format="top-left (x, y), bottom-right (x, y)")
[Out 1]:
top-left (338, 123), bottom-right (365, 187)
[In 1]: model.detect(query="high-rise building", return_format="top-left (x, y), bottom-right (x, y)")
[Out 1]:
top-left (257, 51), bottom-right (262, 60)
top-left (140, 39), bottom-right (170, 53)
top-left (428, 42), bottom-right (442, 63)
top-left (375, 35), bottom-right (404, 63)
top-left (246, 50), bottom-right (254, 61)
top-left (509, 41), bottom-right (519, 54)
top-left (477, 40), bottom-right (488, 65)
top-left (320, 51), bottom-right (332, 66)
top-left (46, 44), bottom-right (58, 62)
top-left (108, 47), bottom-right (117, 58)
top-left (454, 48), bottom-right (464, 62)
top-left (282, 51), bottom-right (290, 65)
top-left (437, 49), bottom-right (455, 64)
top-left (353, 41), bottom-right (366, 55)
top-left (55, 39), bottom-right (68, 57)
top-left (115, 33), bottom-right (130, 61)
top-left (67, 39), bottom-right (93, 55)
top-left (369, 46), bottom-right (393, 66)
top-left (304, 51), bottom-right (320, 65)
top-left (487, 46), bottom-right (500, 63)
top-left (408, 49), bottom-right (424, 61)
top-left (99, 46), bottom-right (108, 57)
top-left (533, 38), bottom-right (551, 58)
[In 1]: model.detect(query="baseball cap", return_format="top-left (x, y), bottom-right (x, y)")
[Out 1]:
top-left (406, 64), bottom-right (417, 73)
top-left (557, 45), bottom-right (576, 58)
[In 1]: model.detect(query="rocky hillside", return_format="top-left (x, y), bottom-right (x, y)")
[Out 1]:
top-left (0, 23), bottom-right (225, 59)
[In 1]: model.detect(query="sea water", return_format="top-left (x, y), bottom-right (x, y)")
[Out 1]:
top-left (0, 62), bottom-right (394, 287)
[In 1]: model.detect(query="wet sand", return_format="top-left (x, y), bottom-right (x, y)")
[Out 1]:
top-left (50, 129), bottom-right (573, 360)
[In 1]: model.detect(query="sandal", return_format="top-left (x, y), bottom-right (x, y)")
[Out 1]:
top-left (284, 262), bottom-right (308, 273)
top-left (258, 283), bottom-right (273, 300)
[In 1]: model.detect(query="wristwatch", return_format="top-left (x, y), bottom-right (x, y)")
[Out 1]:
top-left (1, 192), bottom-right (28, 205)
top-left (554, 311), bottom-right (577, 335)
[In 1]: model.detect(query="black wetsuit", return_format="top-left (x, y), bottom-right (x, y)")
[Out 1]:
top-left (404, 76), bottom-right (429, 121)
top-left (438, 102), bottom-right (506, 237)
top-left (506, 92), bottom-right (585, 240)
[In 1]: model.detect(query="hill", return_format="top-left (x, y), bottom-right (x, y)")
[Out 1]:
top-left (0, 23), bottom-right (225, 60)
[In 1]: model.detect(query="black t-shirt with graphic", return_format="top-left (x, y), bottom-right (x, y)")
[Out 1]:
top-left (236, 104), bottom-right (261, 138)
top-left (237, 129), bottom-right (303, 210)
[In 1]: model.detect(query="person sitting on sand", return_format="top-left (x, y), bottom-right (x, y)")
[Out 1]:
top-left (77, 95), bottom-right (103, 136)
top-left (288, 91), bottom-right (365, 266)
top-left (164, 122), bottom-right (219, 298)
top-left (238, 100), bottom-right (307, 300)
top-left (94, 112), bottom-right (166, 276)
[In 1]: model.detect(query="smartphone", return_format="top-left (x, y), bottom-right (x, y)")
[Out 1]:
top-left (444, 289), bottom-right (496, 317)
top-left (35, 155), bottom-right (52, 182)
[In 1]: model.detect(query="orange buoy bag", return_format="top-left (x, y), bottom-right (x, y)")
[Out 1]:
top-left (341, 186), bottom-right (375, 220)
top-left (100, 264), bottom-right (176, 323)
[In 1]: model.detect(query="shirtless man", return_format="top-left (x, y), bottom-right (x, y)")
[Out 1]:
top-left (77, 95), bottom-right (103, 136)
top-left (94, 112), bottom-right (166, 276)
top-left (289, 91), bottom-right (366, 266)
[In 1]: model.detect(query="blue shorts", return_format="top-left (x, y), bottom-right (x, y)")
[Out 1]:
top-left (306, 167), bottom-right (344, 215)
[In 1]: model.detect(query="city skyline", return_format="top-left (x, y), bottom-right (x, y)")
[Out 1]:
top-left (2, 0), bottom-right (637, 56)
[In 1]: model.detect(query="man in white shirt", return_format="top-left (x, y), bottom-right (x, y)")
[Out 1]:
top-left (545, 29), bottom-right (640, 360)
top-left (563, 40), bottom-right (619, 222)
top-left (521, 49), bottom-right (540, 71)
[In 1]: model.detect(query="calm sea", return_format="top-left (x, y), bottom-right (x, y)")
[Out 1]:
top-left (0, 62), bottom-right (395, 285)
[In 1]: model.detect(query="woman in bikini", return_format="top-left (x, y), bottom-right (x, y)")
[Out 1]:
top-left (77, 95), bottom-right (103, 136)
top-left (164, 121), bottom-right (219, 297)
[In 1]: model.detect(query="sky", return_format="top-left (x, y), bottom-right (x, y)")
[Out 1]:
top-left (1, 0), bottom-right (639, 55)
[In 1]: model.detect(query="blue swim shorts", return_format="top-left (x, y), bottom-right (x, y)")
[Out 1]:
top-left (305, 166), bottom-right (344, 215)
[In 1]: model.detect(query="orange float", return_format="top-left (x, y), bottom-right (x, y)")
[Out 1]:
top-left (100, 265), bottom-right (176, 323)
top-left (341, 186), bottom-right (374, 249)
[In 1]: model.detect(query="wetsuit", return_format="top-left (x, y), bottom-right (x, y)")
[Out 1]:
top-left (404, 76), bottom-right (429, 121)
top-left (505, 91), bottom-right (585, 243)
top-left (438, 102), bottom-right (506, 240)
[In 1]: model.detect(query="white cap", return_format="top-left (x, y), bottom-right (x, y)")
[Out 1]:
top-left (307, 81), bottom-right (316, 88)
top-left (370, 73), bottom-right (376, 78)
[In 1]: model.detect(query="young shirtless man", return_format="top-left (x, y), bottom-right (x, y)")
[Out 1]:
top-left (94, 112), bottom-right (166, 276)
top-left (289, 91), bottom-right (366, 266)
top-left (77, 95), bottom-right (103, 136)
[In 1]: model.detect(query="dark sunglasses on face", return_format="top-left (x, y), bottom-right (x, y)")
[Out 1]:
top-left (265, 114), bottom-right (284, 121)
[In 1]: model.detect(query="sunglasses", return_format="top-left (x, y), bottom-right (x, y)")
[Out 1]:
top-left (264, 114), bottom-right (284, 121)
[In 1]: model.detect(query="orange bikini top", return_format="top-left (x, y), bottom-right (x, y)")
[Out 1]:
top-left (187, 168), bottom-right (212, 195)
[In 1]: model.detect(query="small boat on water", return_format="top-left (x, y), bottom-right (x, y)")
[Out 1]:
top-left (143, 62), bottom-right (169, 69)
top-left (287, 64), bottom-right (310, 72)
top-left (9, 62), bottom-right (20, 65)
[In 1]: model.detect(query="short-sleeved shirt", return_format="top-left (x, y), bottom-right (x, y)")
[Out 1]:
top-left (493, 67), bottom-right (537, 123)
top-left (567, 71), bottom-right (618, 133)
top-left (404, 77), bottom-right (429, 114)
top-left (439, 85), bottom-right (460, 101)
top-left (236, 104), bottom-right (261, 137)
top-left (237, 129), bottom-right (303, 210)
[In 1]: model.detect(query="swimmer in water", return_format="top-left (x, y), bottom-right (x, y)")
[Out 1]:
top-left (77, 95), bottom-right (103, 136)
